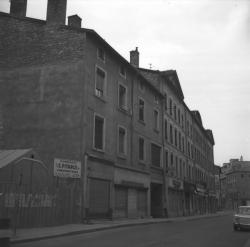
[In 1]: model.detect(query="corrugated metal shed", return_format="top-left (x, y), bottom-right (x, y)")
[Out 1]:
top-left (0, 149), bottom-right (32, 169)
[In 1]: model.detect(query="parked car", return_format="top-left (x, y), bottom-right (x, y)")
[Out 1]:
top-left (233, 206), bottom-right (250, 231)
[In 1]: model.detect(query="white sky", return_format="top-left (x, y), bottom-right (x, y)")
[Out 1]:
top-left (1, 0), bottom-right (250, 165)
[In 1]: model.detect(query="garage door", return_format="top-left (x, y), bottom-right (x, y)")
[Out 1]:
top-left (89, 178), bottom-right (110, 218)
top-left (114, 186), bottom-right (127, 218)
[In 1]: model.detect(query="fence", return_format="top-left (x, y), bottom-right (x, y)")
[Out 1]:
top-left (0, 178), bottom-right (82, 230)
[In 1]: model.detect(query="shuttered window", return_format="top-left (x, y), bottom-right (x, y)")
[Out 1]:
top-left (95, 67), bottom-right (106, 97)
top-left (94, 115), bottom-right (104, 150)
top-left (139, 137), bottom-right (145, 161)
top-left (139, 98), bottom-right (145, 122)
top-left (151, 143), bottom-right (161, 167)
top-left (118, 126), bottom-right (126, 154)
top-left (119, 84), bottom-right (127, 109)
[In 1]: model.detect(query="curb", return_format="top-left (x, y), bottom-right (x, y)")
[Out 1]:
top-left (11, 212), bottom-right (231, 244)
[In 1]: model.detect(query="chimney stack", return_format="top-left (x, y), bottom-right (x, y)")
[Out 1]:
top-left (130, 47), bottom-right (139, 68)
top-left (68, 15), bottom-right (82, 28)
top-left (46, 0), bottom-right (67, 25)
top-left (10, 0), bottom-right (27, 17)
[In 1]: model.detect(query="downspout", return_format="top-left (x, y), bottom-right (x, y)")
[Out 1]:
top-left (161, 95), bottom-right (168, 217)
top-left (79, 31), bottom-right (87, 222)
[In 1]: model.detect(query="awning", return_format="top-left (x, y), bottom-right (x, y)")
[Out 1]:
top-left (0, 149), bottom-right (33, 169)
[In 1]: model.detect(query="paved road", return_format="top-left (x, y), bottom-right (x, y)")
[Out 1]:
top-left (14, 215), bottom-right (250, 247)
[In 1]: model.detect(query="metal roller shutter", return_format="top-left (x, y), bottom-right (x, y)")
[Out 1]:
top-left (137, 189), bottom-right (147, 217)
top-left (89, 178), bottom-right (110, 218)
top-left (114, 186), bottom-right (127, 218)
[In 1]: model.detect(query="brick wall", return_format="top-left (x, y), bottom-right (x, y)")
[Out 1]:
top-left (0, 13), bottom-right (86, 173)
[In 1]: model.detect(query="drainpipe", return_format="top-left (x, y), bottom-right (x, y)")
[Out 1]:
top-left (161, 95), bottom-right (168, 217)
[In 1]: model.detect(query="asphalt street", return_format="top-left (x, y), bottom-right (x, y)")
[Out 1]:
top-left (14, 215), bottom-right (250, 247)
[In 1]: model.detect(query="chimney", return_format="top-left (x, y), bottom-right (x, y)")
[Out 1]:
top-left (46, 0), bottom-right (67, 25)
top-left (68, 15), bottom-right (82, 28)
top-left (10, 0), bottom-right (27, 17)
top-left (130, 47), bottom-right (139, 68)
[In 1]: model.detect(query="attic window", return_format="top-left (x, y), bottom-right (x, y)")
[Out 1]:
top-left (97, 48), bottom-right (105, 62)
top-left (139, 81), bottom-right (145, 92)
top-left (119, 66), bottom-right (126, 78)
top-left (154, 95), bottom-right (159, 105)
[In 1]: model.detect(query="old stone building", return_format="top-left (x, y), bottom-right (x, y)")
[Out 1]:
top-left (220, 157), bottom-right (250, 210)
top-left (139, 68), bottom-right (216, 216)
top-left (0, 0), bottom-right (216, 226)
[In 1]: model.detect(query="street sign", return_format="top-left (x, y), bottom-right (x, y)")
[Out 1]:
top-left (54, 158), bottom-right (81, 178)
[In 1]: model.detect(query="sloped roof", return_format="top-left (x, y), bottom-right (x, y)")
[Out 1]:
top-left (0, 149), bottom-right (33, 169)
top-left (139, 68), bottom-right (184, 101)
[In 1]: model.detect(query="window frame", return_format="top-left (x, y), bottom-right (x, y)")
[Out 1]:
top-left (117, 125), bottom-right (127, 156)
top-left (97, 47), bottom-right (105, 62)
top-left (95, 65), bottom-right (107, 98)
top-left (138, 97), bottom-right (145, 122)
top-left (119, 65), bottom-right (126, 79)
top-left (93, 113), bottom-right (106, 151)
top-left (118, 82), bottom-right (128, 111)
top-left (153, 108), bottom-right (160, 131)
top-left (138, 136), bottom-right (145, 162)
top-left (150, 142), bottom-right (162, 167)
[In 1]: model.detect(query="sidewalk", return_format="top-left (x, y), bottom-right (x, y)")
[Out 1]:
top-left (11, 211), bottom-right (232, 244)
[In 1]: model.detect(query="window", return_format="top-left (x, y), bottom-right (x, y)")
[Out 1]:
top-left (165, 151), bottom-right (169, 169)
top-left (118, 84), bottom-right (127, 110)
top-left (182, 136), bottom-right (185, 152)
top-left (139, 137), bottom-right (145, 161)
top-left (97, 47), bottom-right (105, 62)
top-left (139, 81), bottom-right (145, 92)
top-left (174, 105), bottom-right (177, 120)
top-left (175, 156), bottom-right (178, 177)
top-left (139, 98), bottom-right (145, 122)
top-left (151, 143), bottom-right (161, 167)
top-left (170, 124), bottom-right (173, 144)
top-left (169, 98), bottom-right (172, 116)
top-left (118, 126), bottom-right (127, 155)
top-left (174, 128), bottom-right (177, 147)
top-left (178, 109), bottom-right (180, 124)
top-left (153, 109), bottom-right (159, 130)
top-left (170, 153), bottom-right (174, 166)
top-left (154, 95), bottom-right (159, 105)
top-left (94, 114), bottom-right (105, 150)
top-left (181, 114), bottom-right (184, 128)
top-left (119, 65), bottom-right (126, 78)
top-left (164, 93), bottom-right (168, 110)
top-left (164, 119), bottom-right (168, 140)
top-left (178, 132), bottom-right (181, 150)
top-left (95, 67), bottom-right (106, 98)
top-left (180, 159), bottom-right (182, 178)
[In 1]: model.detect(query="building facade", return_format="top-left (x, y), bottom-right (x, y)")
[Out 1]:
top-left (0, 0), bottom-right (216, 226)
top-left (220, 157), bottom-right (250, 210)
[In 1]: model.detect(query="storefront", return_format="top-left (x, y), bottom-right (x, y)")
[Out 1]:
top-left (168, 178), bottom-right (184, 217)
top-left (183, 181), bottom-right (196, 216)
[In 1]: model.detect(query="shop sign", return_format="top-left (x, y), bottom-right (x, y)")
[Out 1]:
top-left (54, 158), bottom-right (81, 178)
top-left (168, 178), bottom-right (183, 190)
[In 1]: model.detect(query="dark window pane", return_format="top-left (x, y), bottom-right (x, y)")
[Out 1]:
top-left (151, 144), bottom-right (161, 167)
top-left (94, 116), bottom-right (104, 149)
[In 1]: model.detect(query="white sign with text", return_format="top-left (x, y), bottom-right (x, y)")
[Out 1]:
top-left (54, 158), bottom-right (81, 178)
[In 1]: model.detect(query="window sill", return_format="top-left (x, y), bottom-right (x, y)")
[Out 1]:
top-left (118, 107), bottom-right (131, 116)
top-left (93, 147), bottom-right (105, 153)
top-left (117, 153), bottom-right (127, 160)
top-left (154, 128), bottom-right (160, 134)
top-left (150, 165), bottom-right (163, 171)
top-left (94, 94), bottom-right (107, 103)
top-left (138, 120), bottom-right (146, 125)
top-left (138, 160), bottom-right (147, 166)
